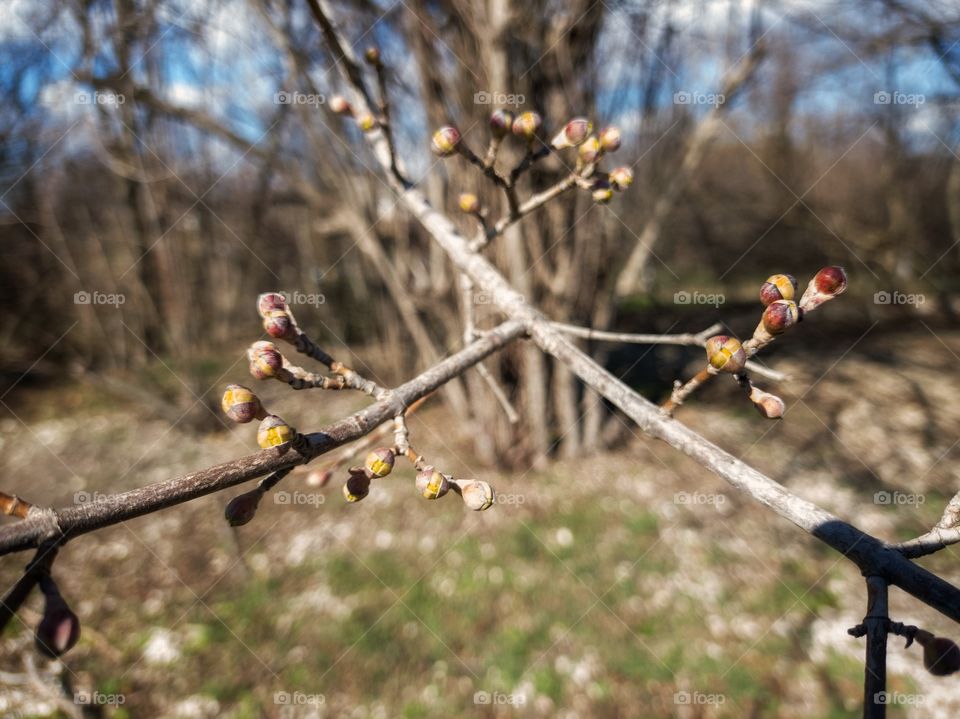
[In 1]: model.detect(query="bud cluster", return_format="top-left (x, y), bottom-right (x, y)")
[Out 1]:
top-left (342, 447), bottom-right (396, 503)
top-left (430, 110), bottom-right (629, 207)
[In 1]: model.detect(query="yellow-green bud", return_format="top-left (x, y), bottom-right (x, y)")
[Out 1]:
top-left (365, 447), bottom-right (395, 478)
top-left (416, 469), bottom-right (449, 499)
top-left (458, 193), bottom-right (480, 214)
top-left (704, 335), bottom-right (746, 373)
top-left (257, 415), bottom-right (294, 449)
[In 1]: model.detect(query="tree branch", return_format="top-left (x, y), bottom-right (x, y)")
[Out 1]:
top-left (311, 0), bottom-right (960, 624)
top-left (0, 321), bottom-right (526, 556)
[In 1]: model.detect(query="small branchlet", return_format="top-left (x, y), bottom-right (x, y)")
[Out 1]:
top-left (433, 111), bottom-right (628, 245)
top-left (663, 267), bottom-right (847, 416)
top-left (0, 491), bottom-right (33, 520)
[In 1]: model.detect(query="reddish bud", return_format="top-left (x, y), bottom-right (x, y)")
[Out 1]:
top-left (489, 109), bottom-right (515, 139)
top-left (761, 300), bottom-right (799, 335)
top-left (759, 274), bottom-right (798, 306)
top-left (551, 117), bottom-right (592, 149)
top-left (258, 292), bottom-right (287, 317)
top-left (365, 447), bottom-right (395, 478)
top-left (431, 126), bottom-right (461, 156)
top-left (262, 310), bottom-right (295, 340)
top-left (814, 266), bottom-right (847, 296)
top-left (512, 112), bottom-right (542, 142)
top-left (221, 384), bottom-right (264, 423)
top-left (704, 335), bottom-right (746, 373)
top-left (225, 488), bottom-right (264, 527)
top-left (599, 126), bottom-right (622, 153)
top-left (248, 341), bottom-right (283, 380)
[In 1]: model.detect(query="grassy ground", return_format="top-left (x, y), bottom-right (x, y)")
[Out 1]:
top-left (2, 326), bottom-right (960, 717)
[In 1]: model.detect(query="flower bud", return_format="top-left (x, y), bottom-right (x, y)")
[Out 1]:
top-left (364, 46), bottom-right (381, 65)
top-left (592, 181), bottom-right (613, 204)
top-left (329, 95), bottom-right (352, 115)
top-left (258, 292), bottom-right (288, 317)
top-left (551, 117), bottom-right (592, 149)
top-left (257, 414), bottom-right (294, 449)
top-left (578, 136), bottom-right (601, 164)
top-left (800, 266), bottom-right (848, 312)
top-left (759, 274), bottom-right (798, 306)
top-left (749, 386), bottom-right (785, 419)
top-left (458, 193), bottom-right (480, 214)
top-left (343, 469), bottom-right (371, 502)
top-left (431, 126), bottom-right (461, 156)
top-left (704, 335), bottom-right (746, 373)
top-left (221, 384), bottom-right (264, 423)
top-left (416, 468), bottom-right (449, 499)
top-left (357, 113), bottom-right (377, 131)
top-left (224, 488), bottom-right (263, 527)
top-left (814, 266), bottom-right (847, 296)
top-left (489, 109), bottom-right (515, 139)
top-left (459, 480), bottom-right (494, 511)
top-left (365, 447), bottom-right (395, 478)
top-left (609, 166), bottom-right (634, 190)
top-left (248, 341), bottom-right (283, 380)
top-left (512, 112), bottom-right (542, 142)
top-left (262, 310), bottom-right (296, 340)
top-left (917, 631), bottom-right (960, 676)
top-left (761, 300), bottom-right (799, 335)
top-left (599, 126), bottom-right (622, 153)
top-left (35, 580), bottom-right (80, 658)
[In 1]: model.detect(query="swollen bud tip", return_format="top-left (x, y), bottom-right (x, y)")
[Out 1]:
top-left (221, 384), bottom-right (264, 423)
top-left (551, 117), bottom-right (592, 149)
top-left (459, 480), bottom-right (494, 511)
top-left (512, 112), bottom-right (542, 143)
top-left (431, 126), bottom-right (461, 157)
top-left (599, 126), bottom-right (621, 153)
top-left (704, 335), bottom-right (746, 373)
top-left (343, 468), bottom-right (371, 502)
top-left (761, 300), bottom-right (799, 335)
top-left (578, 136), bottom-right (601, 164)
top-left (248, 341), bottom-right (283, 380)
top-left (365, 447), bottom-right (395, 478)
top-left (225, 488), bottom-right (263, 527)
top-left (416, 468), bottom-right (449, 500)
top-left (458, 193), bottom-right (480, 214)
top-left (759, 274), bottom-right (798, 306)
top-left (489, 109), bottom-right (515, 140)
top-left (609, 167), bottom-right (634, 191)
top-left (257, 415), bottom-right (294, 449)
